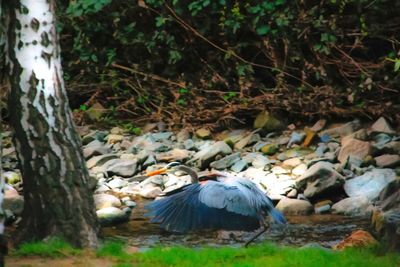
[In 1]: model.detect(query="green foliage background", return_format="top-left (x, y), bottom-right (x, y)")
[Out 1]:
top-left (59, 0), bottom-right (400, 126)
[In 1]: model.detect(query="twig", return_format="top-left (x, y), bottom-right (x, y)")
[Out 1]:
top-left (163, 3), bottom-right (315, 89)
top-left (111, 63), bottom-right (185, 88)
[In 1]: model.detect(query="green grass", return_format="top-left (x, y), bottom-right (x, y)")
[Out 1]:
top-left (13, 238), bottom-right (81, 258)
top-left (12, 239), bottom-right (400, 267)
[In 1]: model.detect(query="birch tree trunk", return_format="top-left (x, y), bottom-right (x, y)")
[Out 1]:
top-left (0, 0), bottom-right (9, 263)
top-left (6, 0), bottom-right (99, 247)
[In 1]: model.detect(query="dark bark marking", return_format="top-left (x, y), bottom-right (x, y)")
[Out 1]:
top-left (19, 5), bottom-right (29, 14)
top-left (40, 31), bottom-right (49, 47)
top-left (30, 18), bottom-right (39, 32)
top-left (41, 51), bottom-right (52, 68)
top-left (17, 40), bottom-right (23, 50)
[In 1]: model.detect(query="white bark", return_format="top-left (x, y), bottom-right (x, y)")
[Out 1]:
top-left (7, 0), bottom-right (99, 247)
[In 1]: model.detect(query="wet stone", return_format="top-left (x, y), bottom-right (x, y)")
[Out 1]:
top-left (230, 160), bottom-right (248, 173)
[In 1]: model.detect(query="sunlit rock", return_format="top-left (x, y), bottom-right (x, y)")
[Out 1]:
top-left (94, 193), bottom-right (122, 210)
top-left (276, 197), bottom-right (313, 215)
top-left (344, 168), bottom-right (396, 201)
top-left (331, 196), bottom-right (371, 216)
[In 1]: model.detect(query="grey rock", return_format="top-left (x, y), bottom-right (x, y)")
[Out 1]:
top-left (282, 157), bottom-right (302, 168)
top-left (82, 130), bottom-right (108, 145)
top-left (136, 150), bottom-right (150, 164)
top-left (96, 207), bottom-right (130, 226)
top-left (156, 148), bottom-right (192, 162)
top-left (87, 154), bottom-right (119, 169)
top-left (83, 140), bottom-right (110, 159)
top-left (375, 154), bottom-right (400, 168)
top-left (242, 152), bottom-right (258, 163)
top-left (320, 119), bottom-right (361, 137)
top-left (142, 154), bottom-right (157, 168)
top-left (104, 159), bottom-right (138, 177)
top-left (287, 132), bottom-right (306, 147)
top-left (123, 200), bottom-right (137, 208)
top-left (332, 196), bottom-right (371, 216)
top-left (315, 143), bottom-right (328, 157)
top-left (379, 141), bottom-right (400, 154)
top-left (344, 168), bottom-right (397, 201)
top-left (210, 152), bottom-right (241, 170)
top-left (277, 136), bottom-right (290, 145)
top-left (338, 138), bottom-right (372, 164)
top-left (151, 132), bottom-right (173, 141)
top-left (252, 154), bottom-right (270, 169)
top-left (177, 129), bottom-right (191, 142)
top-left (234, 131), bottom-right (260, 150)
top-left (371, 117), bottom-right (395, 135)
top-left (276, 197), bottom-right (314, 215)
top-left (107, 178), bottom-right (128, 189)
top-left (260, 173), bottom-right (294, 196)
top-left (373, 133), bottom-right (392, 149)
top-left (314, 204), bottom-right (331, 214)
top-left (296, 161), bottom-right (344, 198)
top-left (190, 141), bottom-right (232, 168)
top-left (94, 193), bottom-right (121, 210)
top-left (183, 139), bottom-right (196, 150)
top-left (341, 129), bottom-right (369, 143)
top-left (95, 184), bottom-right (110, 194)
top-left (140, 186), bottom-right (163, 199)
top-left (231, 160), bottom-right (248, 173)
top-left (292, 164), bottom-right (307, 176)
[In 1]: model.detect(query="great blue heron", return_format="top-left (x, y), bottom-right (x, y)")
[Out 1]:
top-left (145, 162), bottom-right (287, 246)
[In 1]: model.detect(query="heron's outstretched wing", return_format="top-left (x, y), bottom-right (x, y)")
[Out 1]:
top-left (145, 182), bottom-right (260, 233)
top-left (200, 178), bottom-right (286, 225)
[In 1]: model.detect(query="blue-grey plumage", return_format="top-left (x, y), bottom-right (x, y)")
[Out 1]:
top-left (145, 163), bottom-right (286, 233)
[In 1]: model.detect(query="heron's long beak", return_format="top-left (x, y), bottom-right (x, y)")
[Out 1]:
top-left (146, 167), bottom-right (167, 177)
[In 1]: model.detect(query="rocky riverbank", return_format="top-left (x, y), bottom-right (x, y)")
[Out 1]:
top-left (2, 115), bottom-right (400, 249)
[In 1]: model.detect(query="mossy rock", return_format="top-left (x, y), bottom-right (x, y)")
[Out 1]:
top-left (195, 128), bottom-right (211, 139)
top-left (253, 111), bottom-right (284, 132)
top-left (261, 144), bottom-right (279, 155)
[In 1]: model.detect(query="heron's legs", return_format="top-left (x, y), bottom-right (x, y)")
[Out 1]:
top-left (244, 223), bottom-right (269, 247)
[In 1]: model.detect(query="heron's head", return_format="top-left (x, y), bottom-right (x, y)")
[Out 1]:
top-left (145, 162), bottom-right (182, 177)
top-left (145, 162), bottom-right (198, 183)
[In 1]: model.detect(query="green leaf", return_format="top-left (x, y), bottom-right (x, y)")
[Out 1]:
top-left (155, 17), bottom-right (166, 27)
top-left (256, 25), bottom-right (270, 35)
top-left (394, 60), bottom-right (400, 72)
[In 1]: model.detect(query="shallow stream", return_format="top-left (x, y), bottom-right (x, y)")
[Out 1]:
top-left (102, 200), bottom-right (371, 250)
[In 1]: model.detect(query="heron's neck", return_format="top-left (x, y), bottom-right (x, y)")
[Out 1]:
top-left (177, 165), bottom-right (198, 184)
